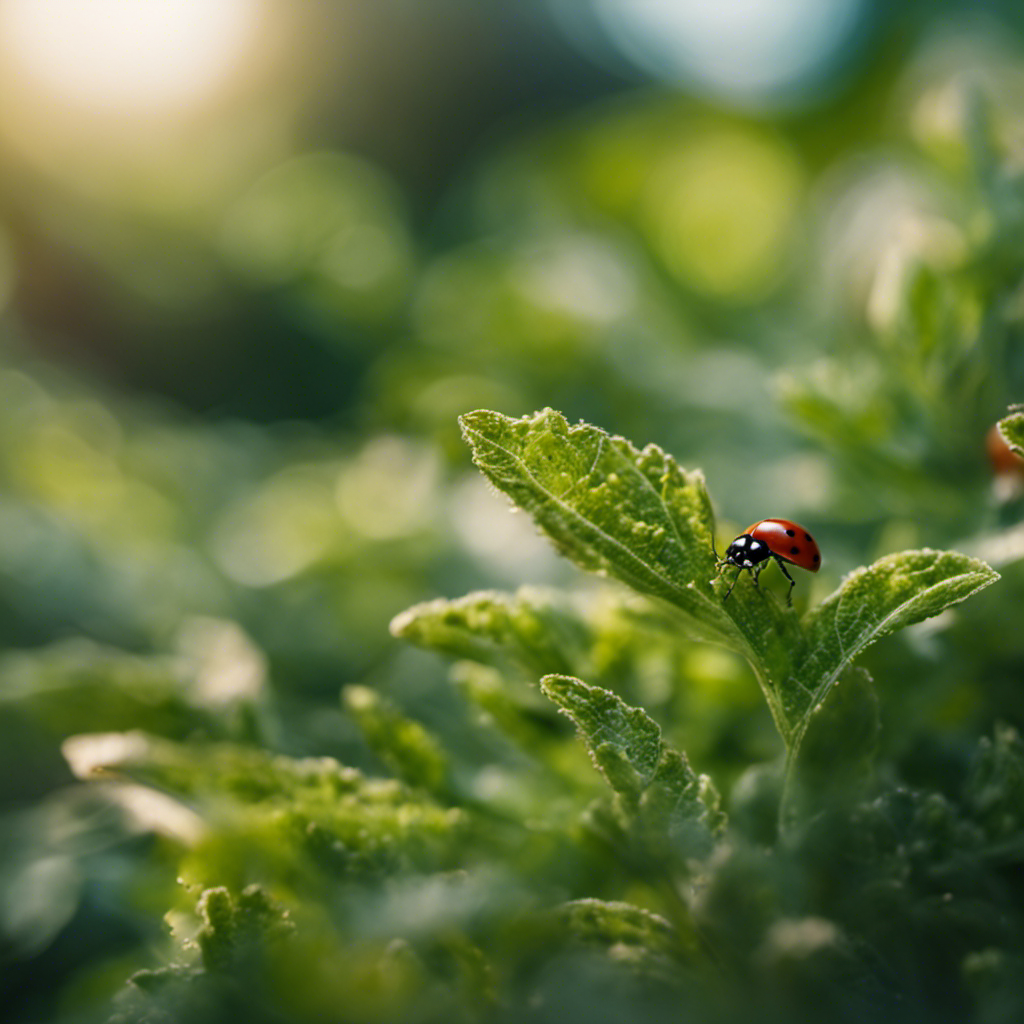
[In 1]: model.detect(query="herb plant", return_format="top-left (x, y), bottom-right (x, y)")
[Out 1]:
top-left (4, 18), bottom-right (1024, 1024)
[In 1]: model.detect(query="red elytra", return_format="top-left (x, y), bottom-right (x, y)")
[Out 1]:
top-left (743, 518), bottom-right (822, 572)
top-left (715, 518), bottom-right (821, 605)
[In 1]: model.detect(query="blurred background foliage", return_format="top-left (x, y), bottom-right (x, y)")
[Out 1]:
top-left (2, 1), bottom-right (1024, 1022)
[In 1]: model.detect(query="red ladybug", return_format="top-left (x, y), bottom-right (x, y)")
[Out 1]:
top-left (715, 518), bottom-right (821, 605)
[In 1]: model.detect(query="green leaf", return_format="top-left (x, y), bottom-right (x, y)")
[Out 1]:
top-left (197, 885), bottom-right (294, 974)
top-left (454, 410), bottom-right (999, 780)
top-left (558, 898), bottom-right (677, 954)
top-left (456, 408), bottom-right (805, 741)
top-left (965, 723), bottom-right (1024, 844)
top-left (0, 642), bottom-right (232, 742)
top-left (541, 673), bottom-right (663, 799)
top-left (343, 685), bottom-right (448, 795)
top-left (790, 666), bottom-right (880, 809)
top-left (540, 674), bottom-right (721, 855)
top-left (458, 409), bottom-right (726, 635)
top-left (793, 550), bottom-right (999, 754)
top-left (998, 409), bottom-right (1024, 455)
top-left (389, 586), bottom-right (590, 681)
top-left (78, 734), bottom-right (464, 880)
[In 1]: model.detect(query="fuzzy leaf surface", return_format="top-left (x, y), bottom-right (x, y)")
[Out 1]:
top-left (541, 674), bottom-right (720, 854)
top-left (998, 410), bottom-right (1024, 455)
top-left (389, 587), bottom-right (589, 680)
top-left (792, 550), bottom-right (999, 751)
top-left (459, 409), bottom-right (727, 636)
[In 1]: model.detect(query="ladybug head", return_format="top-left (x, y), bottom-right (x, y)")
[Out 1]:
top-left (724, 533), bottom-right (770, 569)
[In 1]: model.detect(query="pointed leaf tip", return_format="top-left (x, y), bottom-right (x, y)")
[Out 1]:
top-left (458, 408), bottom-right (722, 629)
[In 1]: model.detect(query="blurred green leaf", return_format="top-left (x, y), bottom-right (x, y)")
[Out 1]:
top-left (389, 586), bottom-right (589, 681)
top-left (541, 674), bottom-right (722, 856)
top-left (197, 885), bottom-right (295, 974)
top-left (343, 685), bottom-right (448, 796)
top-left (557, 898), bottom-right (686, 982)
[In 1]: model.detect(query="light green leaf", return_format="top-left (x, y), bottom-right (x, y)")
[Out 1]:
top-left (557, 899), bottom-right (686, 974)
top-left (454, 408), bottom-right (811, 746)
top-left (541, 673), bottom-right (663, 799)
top-left (389, 586), bottom-right (589, 680)
top-left (343, 686), bottom-right (448, 795)
top-left (458, 409), bottom-right (726, 634)
top-left (197, 885), bottom-right (294, 974)
top-left (793, 550), bottom-right (999, 754)
top-left (558, 898), bottom-right (676, 952)
top-left (77, 734), bottom-right (463, 877)
top-left (998, 410), bottom-right (1024, 455)
top-left (540, 674), bottom-right (720, 854)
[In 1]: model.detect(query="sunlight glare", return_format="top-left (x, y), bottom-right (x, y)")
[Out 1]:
top-left (0, 0), bottom-right (263, 114)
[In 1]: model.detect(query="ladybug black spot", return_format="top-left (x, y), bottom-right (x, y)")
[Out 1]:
top-left (790, 546), bottom-right (800, 555)
top-left (785, 529), bottom-right (795, 537)
top-left (804, 533), bottom-right (813, 542)
top-left (813, 553), bottom-right (820, 562)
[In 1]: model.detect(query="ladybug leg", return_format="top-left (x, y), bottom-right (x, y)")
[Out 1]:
top-left (750, 561), bottom-right (768, 597)
top-left (773, 556), bottom-right (796, 606)
top-left (721, 566), bottom-right (743, 601)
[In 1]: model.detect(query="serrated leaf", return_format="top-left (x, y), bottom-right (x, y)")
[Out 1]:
top-left (459, 409), bottom-right (726, 634)
top-left (454, 409), bottom-right (812, 746)
top-left (540, 674), bottom-right (663, 799)
top-left (555, 899), bottom-right (690, 984)
top-left (540, 674), bottom-right (720, 855)
top-left (77, 734), bottom-right (463, 879)
top-left (792, 549), bottom-right (999, 754)
top-left (389, 586), bottom-right (590, 680)
top-left (197, 885), bottom-right (294, 974)
top-left (998, 410), bottom-right (1024, 455)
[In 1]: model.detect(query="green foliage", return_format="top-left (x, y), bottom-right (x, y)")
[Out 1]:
top-left (459, 409), bottom-right (718, 627)
top-left (390, 587), bottom-right (591, 682)
top-left (195, 884), bottom-right (296, 974)
top-left (461, 408), bottom-right (998, 778)
top-left (5, 20), bottom-right (1024, 1024)
top-left (80, 733), bottom-right (465, 889)
top-left (343, 685), bottom-right (448, 795)
top-left (541, 674), bottom-right (723, 857)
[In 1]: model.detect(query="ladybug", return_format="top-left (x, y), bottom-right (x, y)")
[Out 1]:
top-left (715, 518), bottom-right (821, 605)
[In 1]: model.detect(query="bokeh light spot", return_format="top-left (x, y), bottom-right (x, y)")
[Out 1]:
top-left (591, 0), bottom-right (867, 104)
top-left (211, 469), bottom-right (342, 587)
top-left (335, 438), bottom-right (439, 541)
top-left (642, 127), bottom-right (803, 300)
top-left (222, 153), bottom-right (414, 324)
